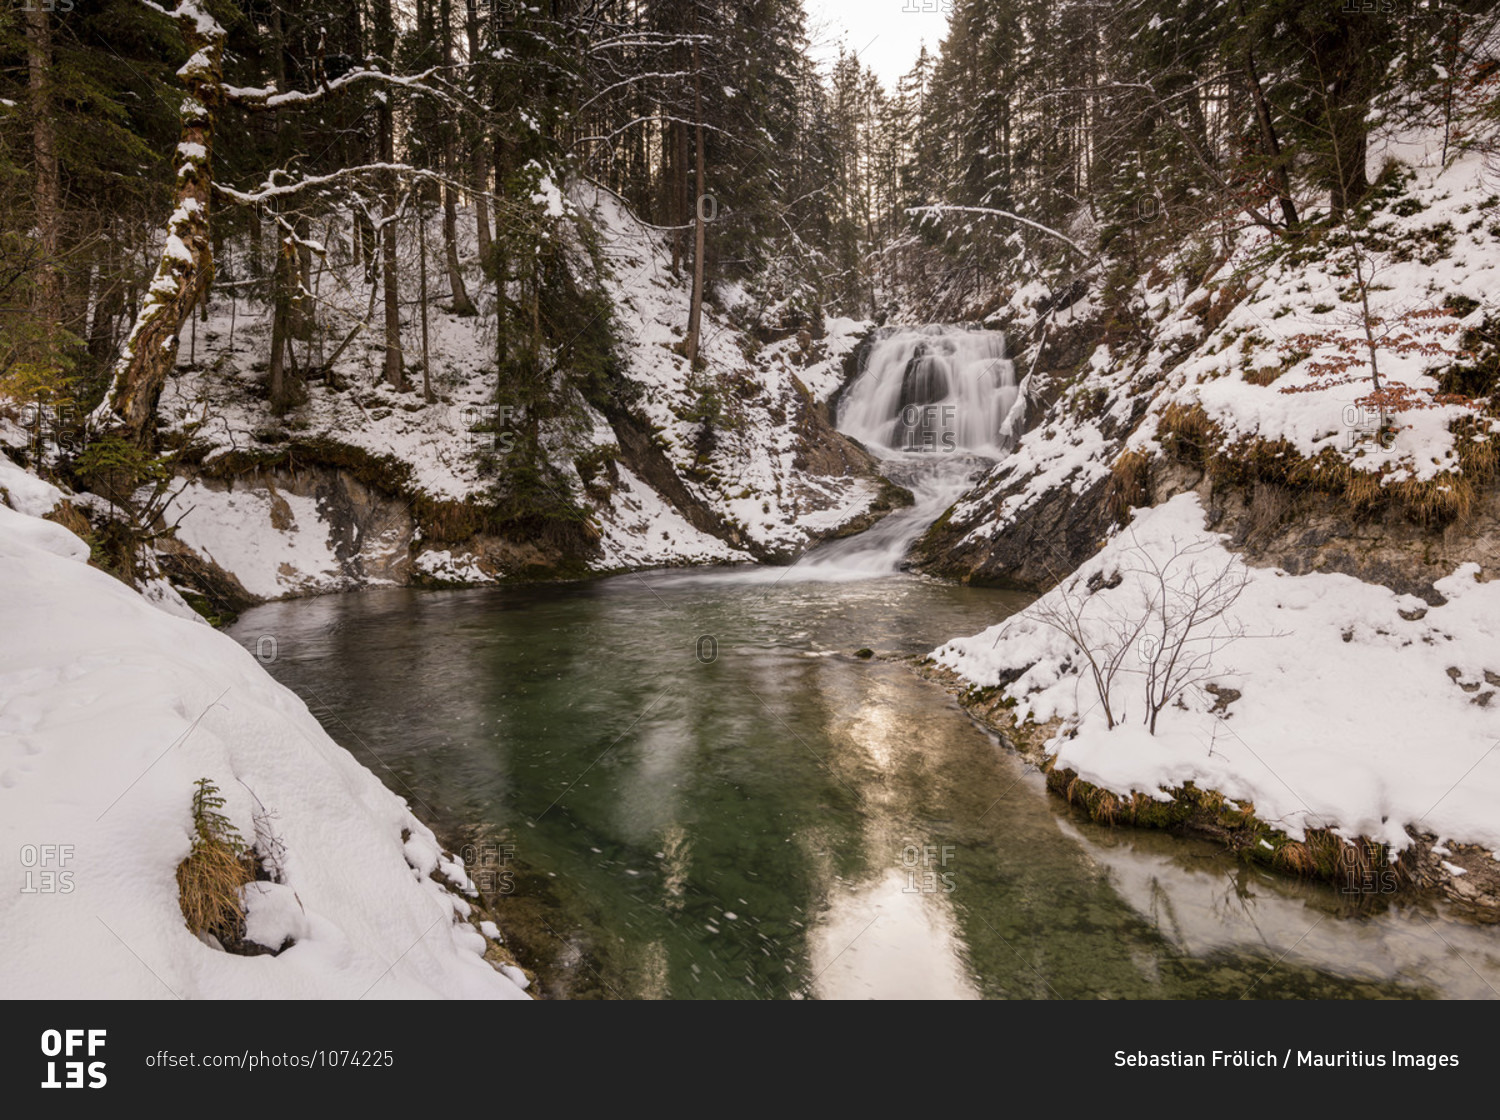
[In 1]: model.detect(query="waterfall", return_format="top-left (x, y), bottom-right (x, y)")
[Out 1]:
top-left (838, 326), bottom-right (1017, 457)
top-left (776, 326), bottom-right (1014, 579)
top-left (655, 326), bottom-right (1017, 584)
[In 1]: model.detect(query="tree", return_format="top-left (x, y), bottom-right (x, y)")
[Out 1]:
top-left (91, 0), bottom-right (225, 444)
top-left (92, 0), bottom-right (460, 441)
top-left (1031, 538), bottom-right (1250, 735)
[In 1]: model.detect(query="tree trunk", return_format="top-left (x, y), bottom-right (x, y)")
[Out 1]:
top-left (95, 8), bottom-right (225, 444)
top-left (674, 119), bottom-right (688, 273)
top-left (289, 213), bottom-right (314, 340)
top-left (684, 43), bottom-right (707, 366)
top-left (419, 208), bottom-right (434, 402)
top-left (25, 3), bottom-right (60, 314)
top-left (465, 0), bottom-right (491, 263)
top-left (440, 0), bottom-right (476, 315)
top-left (374, 0), bottom-right (405, 389)
top-left (1236, 3), bottom-right (1299, 230)
top-left (1329, 110), bottom-right (1369, 218)
top-left (381, 193), bottom-right (405, 390)
top-left (443, 180), bottom-right (475, 314)
top-left (1245, 49), bottom-right (1299, 228)
top-left (87, 224), bottom-right (125, 367)
top-left (268, 236), bottom-right (294, 412)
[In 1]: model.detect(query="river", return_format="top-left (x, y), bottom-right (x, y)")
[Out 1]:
top-left (228, 327), bottom-right (1500, 999)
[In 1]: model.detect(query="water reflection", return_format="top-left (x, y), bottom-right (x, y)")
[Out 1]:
top-left (232, 577), bottom-right (1498, 1000)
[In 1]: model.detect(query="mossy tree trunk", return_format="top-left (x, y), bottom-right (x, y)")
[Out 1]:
top-left (95, 3), bottom-right (224, 445)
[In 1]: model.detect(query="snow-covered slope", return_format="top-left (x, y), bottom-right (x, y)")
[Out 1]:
top-left (933, 493), bottom-right (1500, 859)
top-left (0, 457), bottom-right (528, 998)
top-left (921, 129), bottom-right (1500, 590)
top-left (134, 182), bottom-right (877, 600)
top-left (921, 120), bottom-right (1500, 901)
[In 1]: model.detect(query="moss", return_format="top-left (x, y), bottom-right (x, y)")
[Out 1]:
top-left (178, 590), bottom-right (234, 628)
top-left (1043, 762), bottom-right (1407, 887)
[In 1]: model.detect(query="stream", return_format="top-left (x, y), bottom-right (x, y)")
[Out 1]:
top-left (228, 328), bottom-right (1500, 999)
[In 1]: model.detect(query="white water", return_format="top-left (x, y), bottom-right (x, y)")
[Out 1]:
top-left (788, 326), bottom-right (1015, 579)
top-left (839, 325), bottom-right (1018, 458)
top-left (658, 326), bottom-right (1015, 585)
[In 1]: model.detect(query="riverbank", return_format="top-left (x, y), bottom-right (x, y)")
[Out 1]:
top-left (915, 493), bottom-right (1500, 922)
top-left (0, 456), bottom-right (531, 998)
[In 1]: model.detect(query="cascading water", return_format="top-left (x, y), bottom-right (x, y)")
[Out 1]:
top-left (786, 326), bottom-right (1017, 579)
top-left (839, 325), bottom-right (1018, 458)
top-left (657, 325), bottom-right (1017, 584)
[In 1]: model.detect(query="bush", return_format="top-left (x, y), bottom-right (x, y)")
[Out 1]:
top-left (176, 778), bottom-right (255, 949)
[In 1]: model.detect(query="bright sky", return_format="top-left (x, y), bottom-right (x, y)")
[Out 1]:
top-left (804, 0), bottom-right (951, 90)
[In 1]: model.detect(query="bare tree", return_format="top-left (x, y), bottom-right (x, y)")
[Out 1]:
top-left (1030, 537), bottom-right (1250, 735)
top-left (1128, 540), bottom-right (1250, 735)
top-left (1031, 570), bottom-right (1154, 731)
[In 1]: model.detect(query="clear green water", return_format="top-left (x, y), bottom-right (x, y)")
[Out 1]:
top-left (231, 572), bottom-right (1500, 1000)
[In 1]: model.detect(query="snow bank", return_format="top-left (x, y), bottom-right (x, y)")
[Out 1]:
top-left (165, 480), bottom-right (355, 599)
top-left (933, 493), bottom-right (1500, 856)
top-left (0, 469), bottom-right (527, 999)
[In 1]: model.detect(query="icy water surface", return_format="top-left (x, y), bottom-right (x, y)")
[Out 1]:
top-left (232, 574), bottom-right (1500, 999)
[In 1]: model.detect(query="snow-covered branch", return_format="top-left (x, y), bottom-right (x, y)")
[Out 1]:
top-left (225, 66), bottom-right (449, 110)
top-left (907, 205), bottom-right (1089, 256)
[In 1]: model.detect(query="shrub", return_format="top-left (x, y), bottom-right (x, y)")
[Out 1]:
top-left (176, 778), bottom-right (255, 949)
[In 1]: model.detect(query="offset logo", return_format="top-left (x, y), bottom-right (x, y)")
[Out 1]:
top-left (19, 845), bottom-right (74, 894)
top-left (40, 1029), bottom-right (106, 1089)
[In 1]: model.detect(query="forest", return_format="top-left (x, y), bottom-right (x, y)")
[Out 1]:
top-left (5, 1), bottom-right (1496, 509)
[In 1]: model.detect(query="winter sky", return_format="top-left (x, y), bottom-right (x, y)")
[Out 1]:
top-left (805, 0), bottom-right (951, 89)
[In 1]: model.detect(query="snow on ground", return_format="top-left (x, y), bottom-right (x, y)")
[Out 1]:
top-left (1126, 138), bottom-right (1500, 476)
top-left (579, 183), bottom-right (876, 556)
top-left (145, 182), bottom-right (873, 591)
top-left (933, 493), bottom-right (1500, 857)
top-left (595, 464), bottom-right (744, 568)
top-left (165, 480), bottom-right (359, 599)
top-left (0, 462), bottom-right (527, 998)
top-left (795, 315), bottom-right (870, 403)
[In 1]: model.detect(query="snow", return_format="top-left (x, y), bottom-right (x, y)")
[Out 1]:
top-left (0, 455), bottom-right (70, 520)
top-left (164, 481), bottom-right (360, 599)
top-left (163, 234), bottom-right (194, 264)
top-left (152, 179), bottom-right (878, 592)
top-left (595, 464), bottom-right (745, 568)
top-left (531, 173), bottom-right (566, 219)
top-left (932, 493), bottom-right (1500, 855)
top-left (413, 549), bottom-right (493, 584)
top-left (0, 479), bottom-right (528, 999)
top-left (1123, 144), bottom-right (1500, 482)
top-left (799, 315), bottom-right (871, 402)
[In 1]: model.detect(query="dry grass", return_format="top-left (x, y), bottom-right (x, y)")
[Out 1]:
top-left (1243, 365), bottom-right (1283, 386)
top-left (1157, 402), bottom-right (1218, 465)
top-left (1106, 449), bottom-right (1152, 521)
top-left (1245, 483), bottom-right (1293, 543)
top-left (1050, 763), bottom-right (1411, 889)
top-left (176, 778), bottom-right (255, 948)
top-left (1454, 415), bottom-right (1499, 484)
